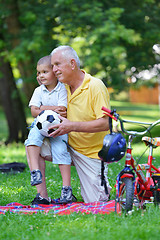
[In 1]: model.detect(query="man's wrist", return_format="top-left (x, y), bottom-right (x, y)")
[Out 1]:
top-left (71, 121), bottom-right (78, 132)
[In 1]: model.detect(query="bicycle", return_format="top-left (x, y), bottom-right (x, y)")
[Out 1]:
top-left (101, 106), bottom-right (160, 213)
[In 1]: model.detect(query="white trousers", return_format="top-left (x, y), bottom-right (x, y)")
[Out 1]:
top-left (41, 140), bottom-right (111, 203)
top-left (68, 146), bottom-right (111, 203)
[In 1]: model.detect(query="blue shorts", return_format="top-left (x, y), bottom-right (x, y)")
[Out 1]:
top-left (24, 120), bottom-right (71, 165)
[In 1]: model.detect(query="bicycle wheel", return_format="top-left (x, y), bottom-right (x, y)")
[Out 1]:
top-left (153, 180), bottom-right (160, 206)
top-left (115, 177), bottom-right (134, 213)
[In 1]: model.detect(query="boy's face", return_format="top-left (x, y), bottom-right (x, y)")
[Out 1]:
top-left (37, 64), bottom-right (57, 88)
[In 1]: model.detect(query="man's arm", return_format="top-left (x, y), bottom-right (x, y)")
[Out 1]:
top-left (49, 115), bottom-right (109, 138)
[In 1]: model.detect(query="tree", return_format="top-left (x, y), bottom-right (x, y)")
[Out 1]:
top-left (54, 0), bottom-right (160, 90)
top-left (0, 55), bottom-right (28, 144)
top-left (0, 0), bottom-right (58, 143)
top-left (1, 0), bottom-right (160, 92)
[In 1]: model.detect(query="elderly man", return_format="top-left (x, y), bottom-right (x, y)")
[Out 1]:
top-left (49, 45), bottom-right (111, 203)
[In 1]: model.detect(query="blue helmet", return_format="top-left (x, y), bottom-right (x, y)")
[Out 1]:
top-left (98, 132), bottom-right (126, 163)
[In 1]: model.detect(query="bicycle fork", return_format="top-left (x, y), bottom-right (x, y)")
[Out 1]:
top-left (116, 135), bottom-right (135, 196)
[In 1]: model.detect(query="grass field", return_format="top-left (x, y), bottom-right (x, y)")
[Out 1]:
top-left (0, 101), bottom-right (160, 240)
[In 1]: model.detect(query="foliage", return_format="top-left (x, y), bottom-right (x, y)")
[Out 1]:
top-left (0, 0), bottom-right (160, 94)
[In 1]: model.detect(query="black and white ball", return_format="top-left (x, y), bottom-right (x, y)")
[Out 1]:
top-left (36, 110), bottom-right (60, 137)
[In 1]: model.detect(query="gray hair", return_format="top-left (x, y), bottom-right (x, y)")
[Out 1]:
top-left (51, 45), bottom-right (81, 67)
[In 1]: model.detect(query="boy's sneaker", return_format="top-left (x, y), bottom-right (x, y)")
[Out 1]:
top-left (59, 186), bottom-right (72, 204)
top-left (30, 169), bottom-right (42, 186)
top-left (31, 193), bottom-right (52, 205)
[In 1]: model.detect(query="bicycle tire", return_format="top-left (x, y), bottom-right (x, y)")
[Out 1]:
top-left (115, 177), bottom-right (134, 213)
top-left (153, 180), bottom-right (160, 206)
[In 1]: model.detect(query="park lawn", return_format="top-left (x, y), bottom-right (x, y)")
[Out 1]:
top-left (0, 101), bottom-right (160, 240)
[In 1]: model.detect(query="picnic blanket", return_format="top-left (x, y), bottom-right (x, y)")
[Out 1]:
top-left (0, 200), bottom-right (115, 215)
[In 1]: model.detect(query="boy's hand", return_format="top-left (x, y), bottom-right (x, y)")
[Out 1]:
top-left (39, 106), bottom-right (67, 118)
top-left (54, 106), bottom-right (67, 118)
top-left (37, 74), bottom-right (42, 85)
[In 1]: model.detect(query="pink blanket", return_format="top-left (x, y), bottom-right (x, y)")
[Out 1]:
top-left (0, 200), bottom-right (115, 215)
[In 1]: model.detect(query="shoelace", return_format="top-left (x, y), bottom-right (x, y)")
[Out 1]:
top-left (61, 189), bottom-right (68, 198)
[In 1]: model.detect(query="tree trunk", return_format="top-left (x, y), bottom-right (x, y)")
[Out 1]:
top-left (4, 0), bottom-right (37, 101)
top-left (0, 56), bottom-right (29, 144)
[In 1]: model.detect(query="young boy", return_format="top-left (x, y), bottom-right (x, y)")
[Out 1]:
top-left (24, 55), bottom-right (72, 204)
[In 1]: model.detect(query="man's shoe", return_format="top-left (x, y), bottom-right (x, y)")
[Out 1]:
top-left (59, 186), bottom-right (72, 204)
top-left (30, 169), bottom-right (42, 186)
top-left (31, 193), bottom-right (51, 205)
top-left (52, 194), bottom-right (77, 204)
top-left (72, 194), bottom-right (77, 202)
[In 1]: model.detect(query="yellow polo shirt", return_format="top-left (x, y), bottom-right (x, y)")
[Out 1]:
top-left (66, 71), bottom-right (110, 159)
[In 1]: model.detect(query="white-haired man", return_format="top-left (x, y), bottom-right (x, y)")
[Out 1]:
top-left (48, 45), bottom-right (111, 203)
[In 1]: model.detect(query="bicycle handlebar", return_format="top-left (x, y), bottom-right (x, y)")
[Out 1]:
top-left (102, 106), bottom-right (160, 136)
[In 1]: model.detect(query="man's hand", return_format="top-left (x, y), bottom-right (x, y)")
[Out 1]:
top-left (49, 115), bottom-right (109, 137)
top-left (49, 116), bottom-right (73, 137)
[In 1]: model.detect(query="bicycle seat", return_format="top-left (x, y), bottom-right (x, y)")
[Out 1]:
top-left (142, 137), bottom-right (160, 147)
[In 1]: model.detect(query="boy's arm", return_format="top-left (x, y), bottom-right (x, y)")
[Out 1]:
top-left (31, 105), bottom-right (67, 118)
top-left (30, 106), bottom-right (43, 118)
top-left (40, 105), bottom-right (67, 118)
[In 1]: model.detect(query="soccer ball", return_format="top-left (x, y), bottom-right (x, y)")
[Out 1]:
top-left (36, 110), bottom-right (60, 137)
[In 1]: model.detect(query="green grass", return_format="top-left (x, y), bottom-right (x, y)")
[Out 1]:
top-left (0, 102), bottom-right (160, 240)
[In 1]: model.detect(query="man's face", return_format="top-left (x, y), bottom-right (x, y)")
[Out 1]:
top-left (51, 50), bottom-right (72, 84)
